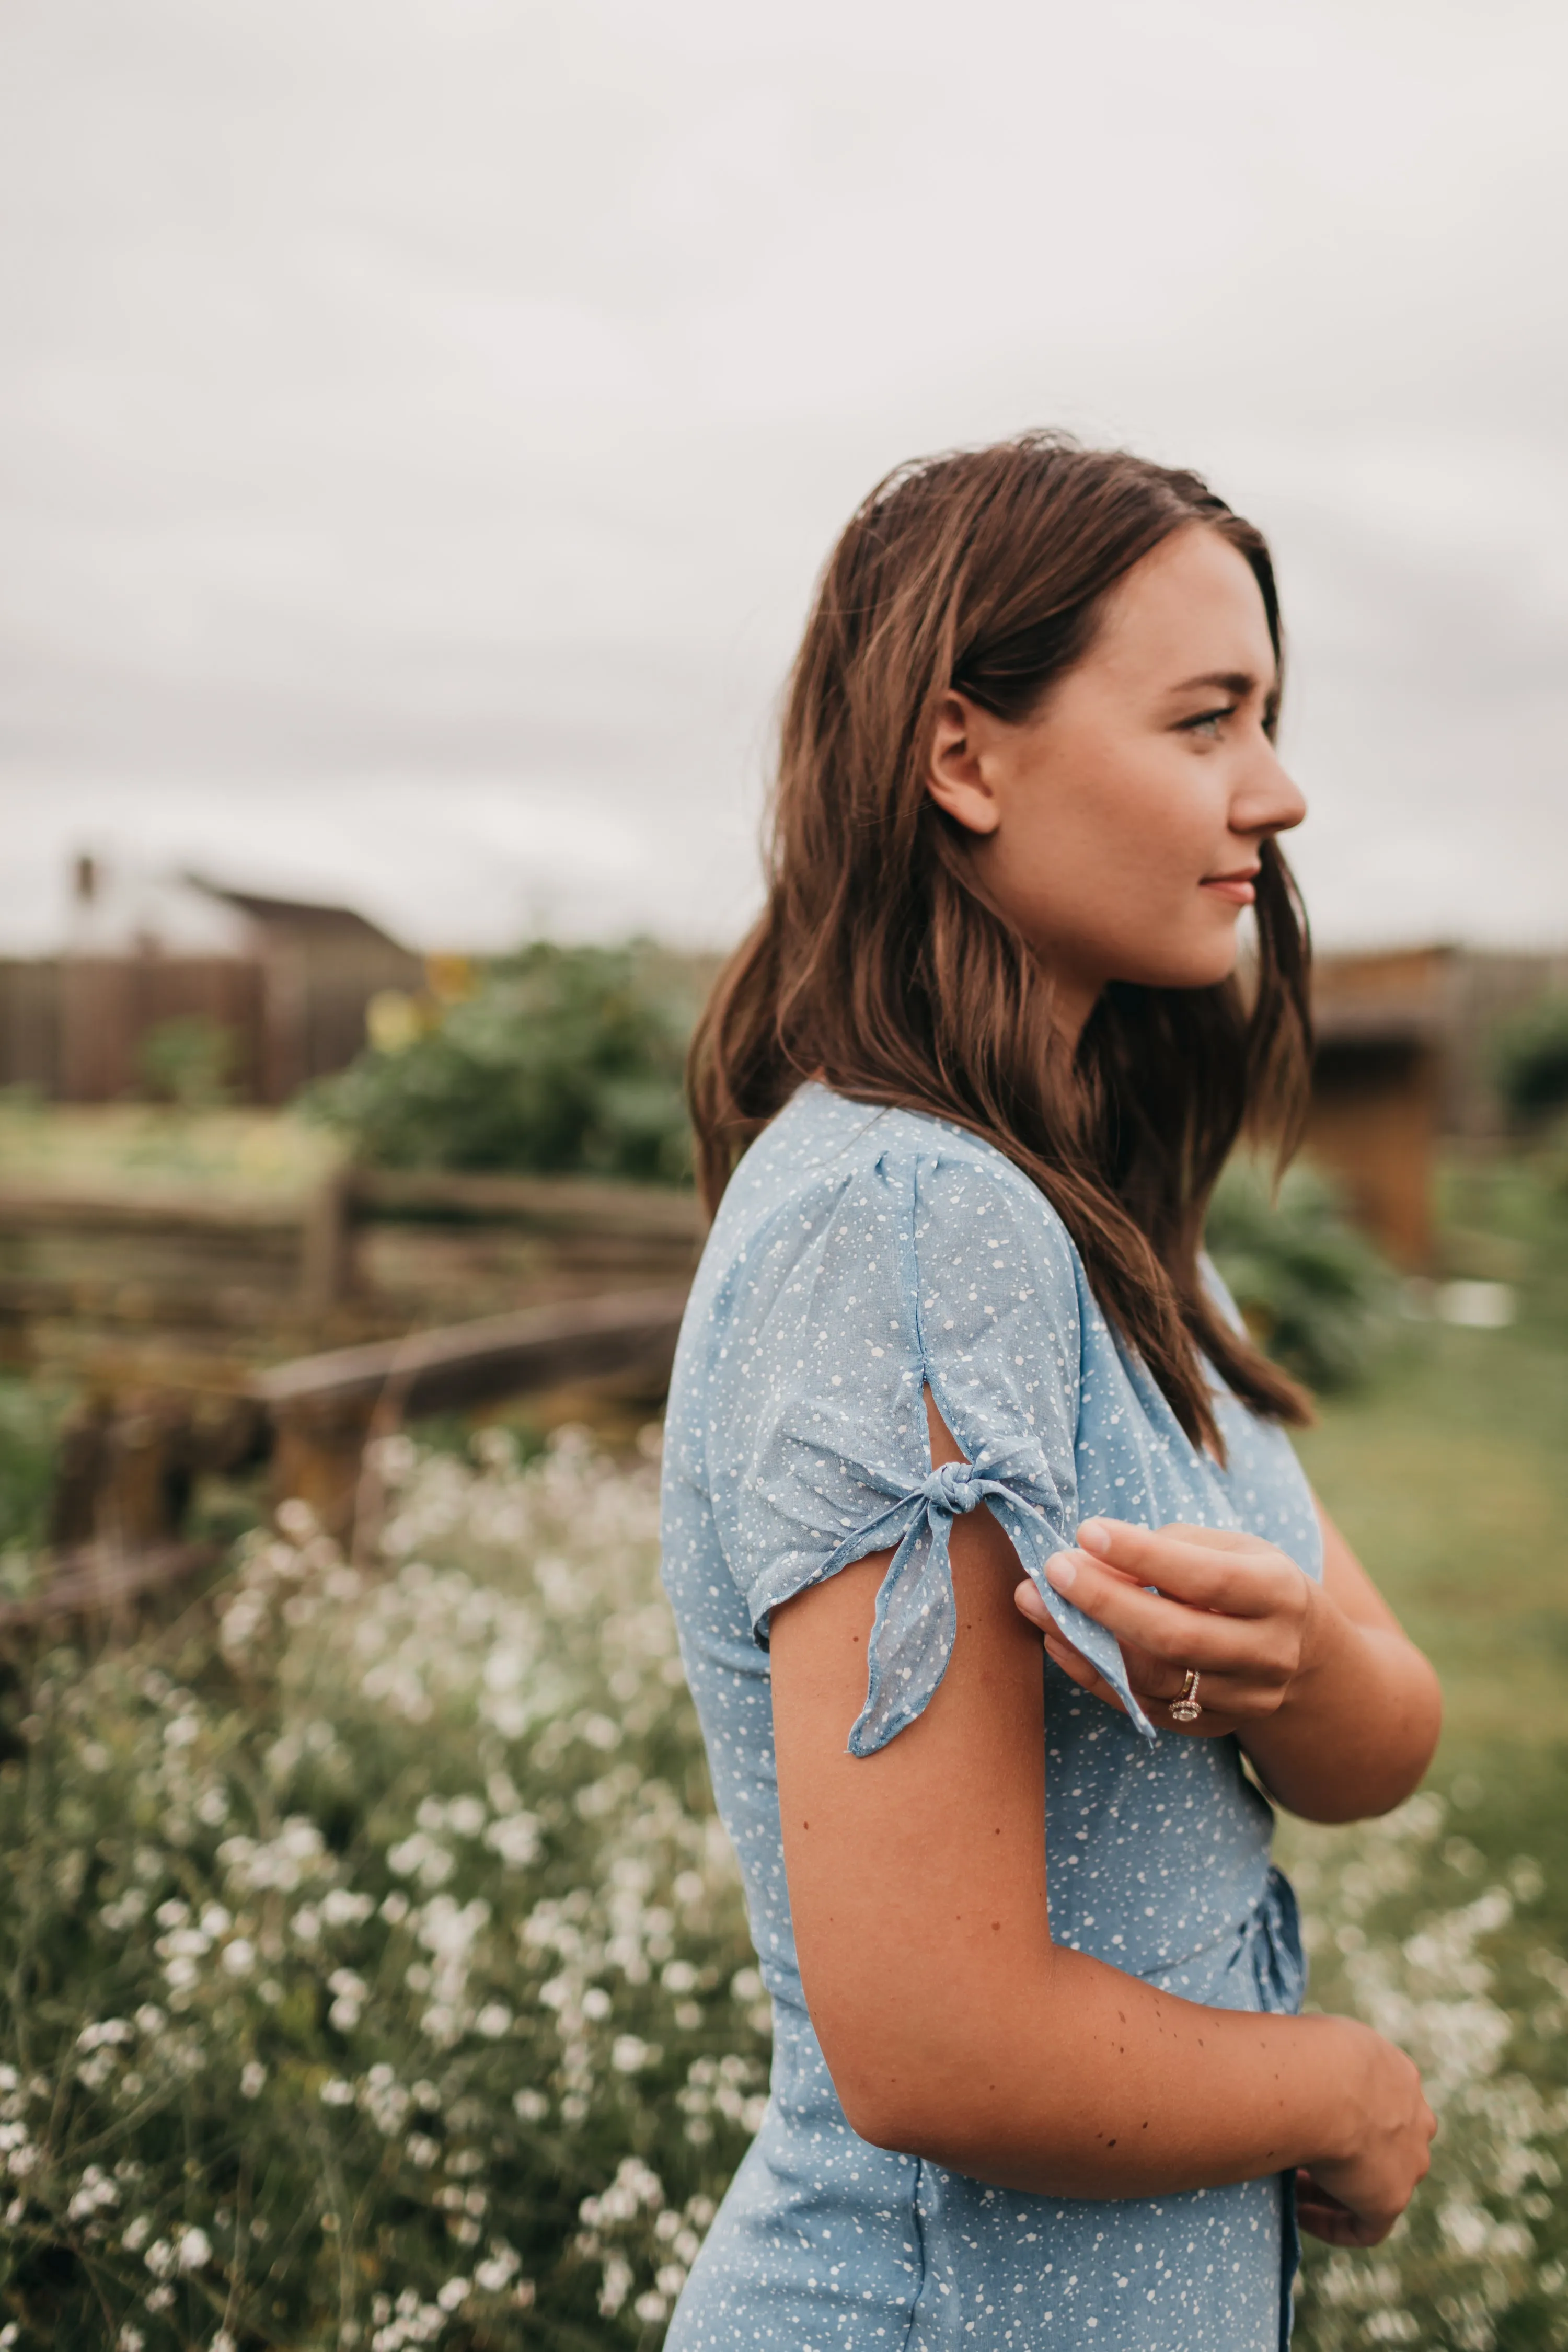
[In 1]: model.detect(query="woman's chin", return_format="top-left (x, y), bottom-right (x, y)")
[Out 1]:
top-left (1108, 943), bottom-right (1242, 995)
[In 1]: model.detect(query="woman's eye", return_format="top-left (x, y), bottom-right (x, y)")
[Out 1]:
top-left (1180, 707), bottom-right (1235, 740)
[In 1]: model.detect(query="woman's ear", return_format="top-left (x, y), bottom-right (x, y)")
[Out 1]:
top-left (925, 691), bottom-right (1003, 836)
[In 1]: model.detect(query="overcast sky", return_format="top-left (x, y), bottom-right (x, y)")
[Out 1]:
top-left (2, 0), bottom-right (1565, 954)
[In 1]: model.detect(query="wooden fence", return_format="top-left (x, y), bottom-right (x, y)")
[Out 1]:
top-left (0, 928), bottom-right (422, 1105)
top-left (0, 1167), bottom-right (703, 1363)
top-left (2, 1170), bottom-right (702, 1566)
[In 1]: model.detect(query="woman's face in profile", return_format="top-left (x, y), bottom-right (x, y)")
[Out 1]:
top-left (926, 525), bottom-right (1308, 1027)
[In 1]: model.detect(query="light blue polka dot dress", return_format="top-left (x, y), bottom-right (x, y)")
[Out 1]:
top-left (660, 1086), bottom-right (1322, 2350)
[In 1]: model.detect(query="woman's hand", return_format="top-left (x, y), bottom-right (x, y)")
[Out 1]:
top-left (1295, 2016), bottom-right (1438, 2244)
top-left (1015, 1516), bottom-right (1322, 1736)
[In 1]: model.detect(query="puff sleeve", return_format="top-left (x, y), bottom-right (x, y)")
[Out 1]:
top-left (704, 1137), bottom-right (1156, 1751)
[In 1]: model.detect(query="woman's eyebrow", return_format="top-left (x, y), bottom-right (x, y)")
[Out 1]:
top-left (1169, 668), bottom-right (1267, 698)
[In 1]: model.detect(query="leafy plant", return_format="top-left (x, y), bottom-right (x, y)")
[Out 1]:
top-left (138, 1019), bottom-right (240, 1112)
top-left (1206, 1157), bottom-right (1398, 1391)
top-left (307, 944), bottom-right (698, 1184)
top-left (0, 1378), bottom-right (64, 1584)
top-left (1495, 996), bottom-right (1568, 1127)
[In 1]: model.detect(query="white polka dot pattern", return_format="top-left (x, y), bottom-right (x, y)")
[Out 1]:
top-left (660, 1086), bottom-right (1323, 2349)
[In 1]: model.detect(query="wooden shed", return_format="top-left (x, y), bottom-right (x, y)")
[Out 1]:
top-left (0, 860), bottom-right (422, 1105)
top-left (1305, 948), bottom-right (1448, 1270)
top-left (1306, 943), bottom-right (1568, 1269)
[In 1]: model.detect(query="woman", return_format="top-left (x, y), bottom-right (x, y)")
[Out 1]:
top-left (660, 433), bottom-right (1439, 2350)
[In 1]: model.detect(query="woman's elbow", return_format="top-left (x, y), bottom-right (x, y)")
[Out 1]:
top-left (838, 2079), bottom-right (939, 2156)
top-left (816, 2031), bottom-right (944, 2155)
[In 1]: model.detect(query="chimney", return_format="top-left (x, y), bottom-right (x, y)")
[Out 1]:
top-left (74, 853), bottom-right (98, 904)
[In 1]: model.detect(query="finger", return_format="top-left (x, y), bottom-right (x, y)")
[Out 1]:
top-left (1293, 2170), bottom-right (1354, 2218)
top-left (1041, 1630), bottom-right (1128, 1716)
top-left (1125, 1659), bottom-right (1289, 1717)
top-left (1017, 1577), bottom-right (1139, 1716)
top-left (1045, 1551), bottom-right (1283, 1675)
top-left (1293, 2172), bottom-right (1388, 2249)
top-left (1296, 2205), bottom-right (1386, 2247)
top-left (1075, 1519), bottom-right (1295, 1618)
top-left (1013, 1579), bottom-right (1053, 1632)
top-left (1016, 1582), bottom-right (1122, 1706)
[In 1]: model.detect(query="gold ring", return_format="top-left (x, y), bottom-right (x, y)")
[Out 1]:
top-left (1170, 1669), bottom-right (1203, 1724)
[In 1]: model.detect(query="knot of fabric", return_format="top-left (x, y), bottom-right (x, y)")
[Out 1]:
top-left (921, 1459), bottom-right (984, 1515)
top-left (803, 1436), bottom-right (1155, 1757)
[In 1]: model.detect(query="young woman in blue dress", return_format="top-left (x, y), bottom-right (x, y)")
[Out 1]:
top-left (659, 433), bottom-right (1440, 2349)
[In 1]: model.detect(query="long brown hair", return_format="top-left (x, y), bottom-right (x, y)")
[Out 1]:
top-left (689, 431), bottom-right (1313, 1451)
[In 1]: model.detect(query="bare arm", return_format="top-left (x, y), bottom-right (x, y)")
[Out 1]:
top-left (1241, 1501), bottom-right (1442, 1818)
top-left (769, 1398), bottom-right (1433, 2230)
top-left (1019, 1499), bottom-right (1442, 1824)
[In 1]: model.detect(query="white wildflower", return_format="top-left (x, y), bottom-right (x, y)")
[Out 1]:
top-left (66, 2165), bottom-right (119, 2220)
top-left (321, 1888), bottom-right (375, 1927)
top-left (482, 1812), bottom-right (541, 1867)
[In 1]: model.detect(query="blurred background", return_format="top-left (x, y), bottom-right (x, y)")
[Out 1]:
top-left (3, 5), bottom-right (1568, 2347)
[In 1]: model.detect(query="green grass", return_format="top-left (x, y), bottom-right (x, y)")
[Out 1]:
top-left (0, 1096), bottom-right (342, 1198)
top-left (1282, 1160), bottom-right (1568, 2095)
top-left (1293, 1148), bottom-right (1568, 1766)
top-left (1295, 1317), bottom-right (1568, 1759)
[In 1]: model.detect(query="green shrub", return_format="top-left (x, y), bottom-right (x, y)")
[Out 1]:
top-left (139, 1020), bottom-right (239, 1111)
top-left (1206, 1158), bottom-right (1398, 1391)
top-left (308, 944), bottom-right (697, 1183)
top-left (1495, 996), bottom-right (1568, 1126)
top-left (0, 1379), bottom-right (64, 1587)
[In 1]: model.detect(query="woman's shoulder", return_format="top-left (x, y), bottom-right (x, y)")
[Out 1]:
top-left (715, 1083), bottom-right (1071, 1250)
top-left (684, 1084), bottom-right (1085, 1383)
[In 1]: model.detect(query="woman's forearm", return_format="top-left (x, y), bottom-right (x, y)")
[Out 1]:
top-left (1239, 1596), bottom-right (1442, 1823)
top-left (846, 1935), bottom-right (1379, 2200)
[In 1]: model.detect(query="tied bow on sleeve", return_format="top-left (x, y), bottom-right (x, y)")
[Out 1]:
top-left (813, 1443), bottom-right (1156, 1755)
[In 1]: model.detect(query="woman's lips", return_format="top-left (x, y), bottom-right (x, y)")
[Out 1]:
top-left (1200, 871), bottom-right (1258, 905)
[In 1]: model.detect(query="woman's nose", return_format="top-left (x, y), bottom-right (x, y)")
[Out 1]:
top-left (1234, 744), bottom-right (1307, 839)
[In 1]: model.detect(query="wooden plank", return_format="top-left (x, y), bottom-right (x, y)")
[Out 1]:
top-left (0, 1187), bottom-right (306, 1235)
top-left (0, 1541), bottom-right (217, 1631)
top-left (346, 1167), bottom-right (702, 1240)
top-left (298, 1168), bottom-right (351, 1314)
top-left (253, 1282), bottom-right (691, 1422)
